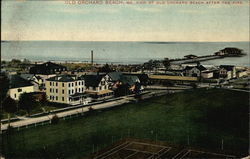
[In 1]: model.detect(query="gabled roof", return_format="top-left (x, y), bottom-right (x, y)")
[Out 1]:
top-left (220, 47), bottom-right (242, 52)
top-left (9, 75), bottom-right (33, 89)
top-left (184, 54), bottom-right (198, 58)
top-left (184, 65), bottom-right (207, 71)
top-left (81, 74), bottom-right (106, 87)
top-left (219, 65), bottom-right (235, 71)
top-left (107, 72), bottom-right (123, 81)
top-left (20, 74), bottom-right (34, 81)
top-left (29, 62), bottom-right (67, 75)
top-left (120, 75), bottom-right (140, 86)
top-left (124, 73), bottom-right (149, 83)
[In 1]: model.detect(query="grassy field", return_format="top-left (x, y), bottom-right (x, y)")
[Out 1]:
top-left (1, 88), bottom-right (249, 158)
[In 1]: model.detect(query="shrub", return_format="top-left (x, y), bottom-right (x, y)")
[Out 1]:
top-left (51, 115), bottom-right (59, 124)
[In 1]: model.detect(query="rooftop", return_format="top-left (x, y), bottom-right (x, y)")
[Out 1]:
top-left (81, 74), bottom-right (106, 87)
top-left (9, 75), bottom-right (33, 89)
top-left (46, 75), bottom-right (82, 82)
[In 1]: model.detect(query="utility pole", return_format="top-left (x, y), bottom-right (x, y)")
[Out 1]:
top-left (91, 50), bottom-right (94, 66)
top-left (221, 139), bottom-right (224, 150)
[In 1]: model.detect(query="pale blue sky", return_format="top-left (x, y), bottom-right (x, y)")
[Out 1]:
top-left (2, 0), bottom-right (249, 41)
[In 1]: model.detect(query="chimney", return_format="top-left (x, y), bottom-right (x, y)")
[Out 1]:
top-left (91, 50), bottom-right (94, 65)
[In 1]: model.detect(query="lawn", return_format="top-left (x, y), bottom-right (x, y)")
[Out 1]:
top-left (1, 88), bottom-right (249, 158)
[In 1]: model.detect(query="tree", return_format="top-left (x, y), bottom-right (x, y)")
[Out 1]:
top-left (134, 82), bottom-right (142, 100)
top-left (114, 84), bottom-right (130, 97)
top-left (9, 59), bottom-right (22, 68)
top-left (2, 96), bottom-right (17, 125)
top-left (163, 58), bottom-right (171, 72)
top-left (22, 58), bottom-right (31, 64)
top-left (0, 73), bottom-right (9, 102)
top-left (99, 64), bottom-right (113, 73)
top-left (51, 115), bottom-right (59, 124)
top-left (40, 93), bottom-right (48, 106)
top-left (18, 93), bottom-right (38, 115)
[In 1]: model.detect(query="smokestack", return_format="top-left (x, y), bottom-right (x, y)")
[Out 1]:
top-left (91, 50), bottom-right (93, 65)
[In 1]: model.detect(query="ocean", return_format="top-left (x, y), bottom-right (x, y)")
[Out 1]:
top-left (1, 41), bottom-right (249, 66)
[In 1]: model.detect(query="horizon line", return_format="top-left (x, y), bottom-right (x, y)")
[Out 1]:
top-left (2, 40), bottom-right (249, 43)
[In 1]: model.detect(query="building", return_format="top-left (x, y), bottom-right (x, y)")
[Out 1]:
top-left (124, 73), bottom-right (149, 86)
top-left (236, 69), bottom-right (248, 78)
top-left (20, 74), bottom-right (44, 91)
top-left (82, 74), bottom-right (114, 99)
top-left (219, 47), bottom-right (243, 55)
top-left (45, 75), bottom-right (90, 105)
top-left (29, 62), bottom-right (67, 75)
top-left (120, 75), bottom-right (142, 92)
top-left (201, 70), bottom-right (214, 79)
top-left (107, 72), bottom-right (123, 90)
top-left (184, 54), bottom-right (198, 59)
top-left (219, 65), bottom-right (236, 79)
top-left (214, 51), bottom-right (225, 56)
top-left (8, 75), bottom-right (34, 100)
top-left (184, 64), bottom-right (207, 77)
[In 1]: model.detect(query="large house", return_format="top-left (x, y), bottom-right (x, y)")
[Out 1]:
top-left (184, 64), bottom-right (207, 77)
top-left (29, 62), bottom-right (67, 90)
top-left (20, 74), bottom-right (44, 91)
top-left (8, 75), bottom-right (34, 100)
top-left (108, 72), bottom-right (144, 92)
top-left (30, 62), bottom-right (67, 75)
top-left (219, 65), bottom-right (236, 79)
top-left (45, 75), bottom-right (90, 105)
top-left (81, 74), bottom-right (114, 99)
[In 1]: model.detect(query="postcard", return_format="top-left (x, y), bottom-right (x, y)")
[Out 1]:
top-left (1, 0), bottom-right (249, 158)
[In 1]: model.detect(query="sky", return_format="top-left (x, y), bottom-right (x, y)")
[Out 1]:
top-left (1, 0), bottom-right (249, 42)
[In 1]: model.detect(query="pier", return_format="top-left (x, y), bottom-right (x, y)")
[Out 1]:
top-left (169, 47), bottom-right (245, 64)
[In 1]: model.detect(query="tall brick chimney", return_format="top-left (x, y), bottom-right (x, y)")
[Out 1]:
top-left (91, 50), bottom-right (93, 65)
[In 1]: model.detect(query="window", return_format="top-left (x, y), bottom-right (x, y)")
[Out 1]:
top-left (62, 97), bottom-right (64, 101)
top-left (79, 88), bottom-right (81, 92)
top-left (18, 88), bottom-right (22, 92)
top-left (82, 81), bottom-right (84, 85)
top-left (99, 86), bottom-right (102, 90)
top-left (75, 82), bottom-right (77, 86)
top-left (56, 96), bottom-right (58, 100)
top-left (50, 82), bottom-right (52, 86)
top-left (62, 90), bottom-right (64, 94)
top-left (56, 82), bottom-right (58, 86)
top-left (72, 90), bottom-right (74, 94)
top-left (75, 89), bottom-right (77, 93)
top-left (50, 88), bottom-right (52, 93)
top-left (72, 83), bottom-right (74, 87)
top-left (79, 81), bottom-right (81, 85)
top-left (82, 88), bottom-right (84, 92)
top-left (56, 89), bottom-right (58, 93)
top-left (68, 83), bottom-right (71, 87)
top-left (14, 94), bottom-right (16, 98)
top-left (68, 90), bottom-right (71, 94)
top-left (62, 83), bottom-right (64, 87)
